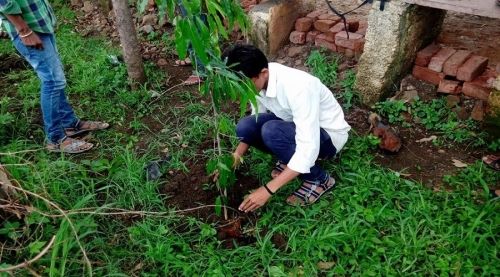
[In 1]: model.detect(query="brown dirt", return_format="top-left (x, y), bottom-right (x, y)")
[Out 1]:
top-left (0, 54), bottom-right (27, 74)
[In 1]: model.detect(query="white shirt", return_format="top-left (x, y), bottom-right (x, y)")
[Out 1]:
top-left (251, 63), bottom-right (351, 174)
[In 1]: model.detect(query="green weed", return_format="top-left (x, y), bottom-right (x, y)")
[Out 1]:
top-left (306, 49), bottom-right (339, 88)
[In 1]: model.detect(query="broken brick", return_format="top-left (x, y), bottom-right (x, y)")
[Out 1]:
top-left (289, 31), bottom-right (306, 44)
top-left (412, 65), bottom-right (445, 85)
top-left (315, 34), bottom-right (337, 52)
top-left (295, 17), bottom-right (313, 32)
top-left (415, 43), bottom-right (441, 67)
top-left (457, 55), bottom-right (489, 81)
top-left (314, 19), bottom-right (336, 32)
top-left (428, 48), bottom-right (456, 72)
top-left (443, 50), bottom-right (472, 77)
top-left (462, 82), bottom-right (491, 101)
top-left (335, 32), bottom-right (364, 51)
top-left (306, 30), bottom-right (320, 43)
top-left (437, 79), bottom-right (461, 94)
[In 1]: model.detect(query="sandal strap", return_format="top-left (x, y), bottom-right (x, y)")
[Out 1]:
top-left (274, 160), bottom-right (286, 173)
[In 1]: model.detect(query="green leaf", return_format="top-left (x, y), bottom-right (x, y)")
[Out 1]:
top-left (215, 196), bottom-right (222, 216)
top-left (28, 240), bottom-right (47, 255)
top-left (137, 0), bottom-right (149, 13)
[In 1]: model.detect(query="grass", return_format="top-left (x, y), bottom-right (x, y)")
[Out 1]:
top-left (374, 98), bottom-right (492, 147)
top-left (1, 4), bottom-right (499, 276)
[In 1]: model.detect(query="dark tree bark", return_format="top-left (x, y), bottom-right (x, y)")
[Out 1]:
top-left (111, 0), bottom-right (146, 87)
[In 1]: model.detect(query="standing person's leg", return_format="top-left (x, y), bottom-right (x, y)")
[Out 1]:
top-left (177, 1), bottom-right (205, 85)
top-left (11, 33), bottom-right (93, 153)
top-left (260, 120), bottom-right (337, 205)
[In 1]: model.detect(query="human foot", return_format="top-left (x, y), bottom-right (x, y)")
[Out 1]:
top-left (271, 161), bottom-right (286, 179)
top-left (182, 75), bottom-right (203, 86)
top-left (175, 57), bottom-right (192, 66)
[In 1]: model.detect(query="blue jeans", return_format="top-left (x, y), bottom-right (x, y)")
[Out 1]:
top-left (12, 32), bottom-right (78, 144)
top-left (236, 113), bottom-right (337, 182)
top-left (178, 2), bottom-right (206, 74)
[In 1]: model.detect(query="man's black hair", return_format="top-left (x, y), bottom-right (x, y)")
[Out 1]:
top-left (221, 44), bottom-right (268, 78)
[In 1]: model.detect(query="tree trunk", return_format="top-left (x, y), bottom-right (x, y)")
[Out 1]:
top-left (111, 0), bottom-right (146, 87)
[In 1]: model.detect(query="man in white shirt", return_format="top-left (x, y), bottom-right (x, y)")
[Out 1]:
top-left (222, 44), bottom-right (351, 212)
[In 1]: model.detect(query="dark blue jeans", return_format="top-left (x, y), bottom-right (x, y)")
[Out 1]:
top-left (178, 2), bottom-right (206, 74)
top-left (12, 32), bottom-right (78, 144)
top-left (236, 113), bottom-right (337, 182)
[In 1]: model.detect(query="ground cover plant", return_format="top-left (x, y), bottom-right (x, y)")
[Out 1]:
top-left (1, 2), bottom-right (499, 276)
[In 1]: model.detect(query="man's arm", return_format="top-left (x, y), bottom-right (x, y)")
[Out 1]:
top-left (0, 0), bottom-right (43, 49)
top-left (5, 14), bottom-right (43, 49)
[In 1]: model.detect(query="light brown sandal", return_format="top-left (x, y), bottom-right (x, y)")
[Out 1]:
top-left (65, 120), bottom-right (109, 137)
top-left (46, 137), bottom-right (94, 154)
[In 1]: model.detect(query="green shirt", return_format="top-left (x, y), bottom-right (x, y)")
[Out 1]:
top-left (0, 0), bottom-right (56, 39)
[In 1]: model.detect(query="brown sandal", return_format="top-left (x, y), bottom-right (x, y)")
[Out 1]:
top-left (65, 120), bottom-right (109, 137)
top-left (482, 155), bottom-right (500, 171)
top-left (286, 176), bottom-right (336, 206)
top-left (271, 161), bottom-right (286, 179)
top-left (46, 137), bottom-right (94, 154)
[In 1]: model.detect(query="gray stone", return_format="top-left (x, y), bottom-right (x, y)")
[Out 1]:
top-left (248, 0), bottom-right (302, 57)
top-left (71, 0), bottom-right (83, 7)
top-left (287, 46), bottom-right (304, 58)
top-left (445, 95), bottom-right (461, 108)
top-left (82, 1), bottom-right (94, 13)
top-left (142, 14), bottom-right (157, 26)
top-left (400, 90), bottom-right (419, 103)
top-left (355, 1), bottom-right (446, 105)
top-left (140, 25), bottom-right (154, 34)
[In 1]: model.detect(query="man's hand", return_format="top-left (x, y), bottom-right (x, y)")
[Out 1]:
top-left (21, 32), bottom-right (43, 49)
top-left (239, 186), bottom-right (272, 213)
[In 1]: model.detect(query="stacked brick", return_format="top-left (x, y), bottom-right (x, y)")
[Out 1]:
top-left (289, 10), bottom-right (367, 59)
top-left (412, 43), bottom-right (498, 120)
top-left (240, 0), bottom-right (263, 12)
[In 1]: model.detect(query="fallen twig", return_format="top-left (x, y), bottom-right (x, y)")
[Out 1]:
top-left (0, 235), bottom-right (56, 273)
top-left (1, 182), bottom-right (93, 276)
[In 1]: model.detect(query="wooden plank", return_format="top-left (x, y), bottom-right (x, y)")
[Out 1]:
top-left (404, 0), bottom-right (500, 19)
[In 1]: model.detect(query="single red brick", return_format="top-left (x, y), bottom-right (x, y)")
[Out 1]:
top-left (321, 31), bottom-right (336, 42)
top-left (295, 17), bottom-right (313, 32)
top-left (329, 22), bottom-right (347, 35)
top-left (415, 43), bottom-right (441, 67)
top-left (471, 100), bottom-right (485, 121)
top-left (412, 65), bottom-right (445, 85)
top-left (443, 50), bottom-right (472, 77)
top-left (346, 19), bottom-right (359, 32)
top-left (314, 19), bottom-right (336, 32)
top-left (289, 31), bottom-right (306, 45)
top-left (306, 30), bottom-right (320, 43)
top-left (335, 32), bottom-right (364, 50)
top-left (428, 48), bottom-right (456, 72)
top-left (306, 10), bottom-right (326, 20)
top-left (315, 34), bottom-right (337, 52)
top-left (457, 55), bottom-right (489, 81)
top-left (462, 82), bottom-right (491, 101)
top-left (437, 79), bottom-right (461, 94)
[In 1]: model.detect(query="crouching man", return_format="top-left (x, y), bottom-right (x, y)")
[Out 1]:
top-left (222, 44), bottom-right (351, 212)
